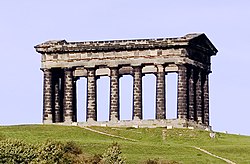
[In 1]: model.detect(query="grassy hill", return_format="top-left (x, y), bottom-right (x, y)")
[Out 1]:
top-left (0, 125), bottom-right (249, 163)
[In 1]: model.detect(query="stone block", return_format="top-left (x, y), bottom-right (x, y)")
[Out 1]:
top-left (132, 125), bottom-right (139, 128)
top-left (167, 125), bottom-right (173, 129)
top-left (74, 69), bottom-right (87, 77)
top-left (101, 124), bottom-right (107, 127)
top-left (96, 68), bottom-right (110, 76)
top-left (142, 65), bottom-right (157, 74)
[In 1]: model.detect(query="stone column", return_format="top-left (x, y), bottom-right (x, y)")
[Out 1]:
top-left (63, 68), bottom-right (74, 123)
top-left (54, 76), bottom-right (61, 123)
top-left (110, 67), bottom-right (120, 121)
top-left (43, 69), bottom-right (53, 123)
top-left (195, 70), bottom-right (203, 124)
top-left (59, 77), bottom-right (64, 122)
top-left (133, 66), bottom-right (142, 120)
top-left (188, 67), bottom-right (195, 121)
top-left (156, 65), bottom-right (166, 119)
top-left (87, 68), bottom-right (97, 121)
top-left (203, 72), bottom-right (209, 125)
top-left (177, 65), bottom-right (188, 119)
top-left (72, 79), bottom-right (77, 122)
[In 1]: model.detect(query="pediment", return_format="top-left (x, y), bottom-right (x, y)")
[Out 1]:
top-left (188, 33), bottom-right (218, 56)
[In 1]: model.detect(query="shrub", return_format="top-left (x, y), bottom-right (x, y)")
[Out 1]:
top-left (0, 139), bottom-right (37, 163)
top-left (36, 140), bottom-right (72, 163)
top-left (0, 139), bottom-right (127, 164)
top-left (0, 139), bottom-right (84, 164)
top-left (63, 141), bottom-right (82, 155)
top-left (79, 154), bottom-right (102, 164)
top-left (101, 142), bottom-right (126, 164)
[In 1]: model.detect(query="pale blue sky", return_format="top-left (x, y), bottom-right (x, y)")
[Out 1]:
top-left (0, 0), bottom-right (250, 135)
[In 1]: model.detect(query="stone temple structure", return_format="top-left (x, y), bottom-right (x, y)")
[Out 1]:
top-left (35, 33), bottom-right (217, 129)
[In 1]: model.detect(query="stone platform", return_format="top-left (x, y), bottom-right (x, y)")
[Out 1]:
top-left (54, 119), bottom-right (211, 131)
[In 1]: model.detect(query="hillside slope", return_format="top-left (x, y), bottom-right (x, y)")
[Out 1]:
top-left (0, 125), bottom-right (249, 163)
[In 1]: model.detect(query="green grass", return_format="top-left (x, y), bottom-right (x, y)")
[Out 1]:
top-left (0, 125), bottom-right (249, 163)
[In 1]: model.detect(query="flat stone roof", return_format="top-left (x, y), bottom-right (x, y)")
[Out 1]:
top-left (35, 33), bottom-right (195, 52)
top-left (35, 33), bottom-right (217, 55)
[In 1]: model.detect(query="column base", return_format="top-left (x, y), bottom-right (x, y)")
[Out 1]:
top-left (87, 118), bottom-right (96, 123)
top-left (64, 117), bottom-right (73, 124)
top-left (43, 114), bottom-right (53, 124)
top-left (110, 114), bottom-right (119, 122)
top-left (133, 116), bottom-right (141, 121)
top-left (197, 117), bottom-right (203, 124)
top-left (43, 120), bottom-right (53, 124)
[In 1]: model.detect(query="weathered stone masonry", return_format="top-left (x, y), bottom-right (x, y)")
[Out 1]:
top-left (35, 33), bottom-right (217, 127)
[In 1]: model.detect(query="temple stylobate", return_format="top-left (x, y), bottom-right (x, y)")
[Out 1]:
top-left (35, 33), bottom-right (217, 129)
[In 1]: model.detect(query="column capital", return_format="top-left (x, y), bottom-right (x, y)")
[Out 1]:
top-left (41, 68), bottom-right (51, 72)
top-left (132, 65), bottom-right (142, 70)
top-left (109, 66), bottom-right (120, 72)
top-left (177, 64), bottom-right (188, 72)
top-left (132, 66), bottom-right (142, 75)
top-left (156, 64), bottom-right (165, 72)
top-left (202, 69), bottom-right (212, 75)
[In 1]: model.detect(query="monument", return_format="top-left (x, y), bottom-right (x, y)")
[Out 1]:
top-left (35, 33), bottom-right (217, 129)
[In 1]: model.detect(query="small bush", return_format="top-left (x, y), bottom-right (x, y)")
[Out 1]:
top-left (82, 154), bottom-right (102, 164)
top-left (0, 139), bottom-right (37, 163)
top-left (63, 141), bottom-right (82, 155)
top-left (0, 139), bottom-right (84, 164)
top-left (0, 139), bottom-right (127, 164)
top-left (36, 140), bottom-right (72, 163)
top-left (101, 142), bottom-right (126, 164)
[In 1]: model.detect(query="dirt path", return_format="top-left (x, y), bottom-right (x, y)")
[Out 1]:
top-left (193, 146), bottom-right (236, 164)
top-left (81, 126), bottom-right (236, 163)
top-left (81, 126), bottom-right (138, 142)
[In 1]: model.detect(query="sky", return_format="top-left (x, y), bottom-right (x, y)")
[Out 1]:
top-left (0, 0), bottom-right (250, 135)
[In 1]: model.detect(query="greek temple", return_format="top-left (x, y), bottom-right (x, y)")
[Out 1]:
top-left (35, 33), bottom-right (217, 128)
